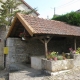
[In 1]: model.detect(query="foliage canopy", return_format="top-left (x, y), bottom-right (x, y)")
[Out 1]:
top-left (0, 0), bottom-right (22, 26)
top-left (52, 12), bottom-right (80, 26)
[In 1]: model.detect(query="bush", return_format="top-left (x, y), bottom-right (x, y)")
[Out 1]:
top-left (57, 55), bottom-right (63, 60)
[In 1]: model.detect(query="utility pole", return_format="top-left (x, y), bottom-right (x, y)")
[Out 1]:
top-left (47, 15), bottom-right (49, 20)
top-left (54, 7), bottom-right (55, 16)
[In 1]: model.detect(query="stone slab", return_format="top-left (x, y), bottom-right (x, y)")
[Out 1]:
top-left (31, 56), bottom-right (44, 70)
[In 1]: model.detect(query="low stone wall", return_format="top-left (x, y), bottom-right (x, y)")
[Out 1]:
top-left (31, 55), bottom-right (80, 72)
top-left (31, 56), bottom-right (74, 72)
top-left (42, 59), bottom-right (74, 72)
top-left (73, 54), bottom-right (80, 67)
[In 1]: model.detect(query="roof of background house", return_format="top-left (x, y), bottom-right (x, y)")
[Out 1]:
top-left (76, 9), bottom-right (80, 13)
top-left (7, 13), bottom-right (80, 38)
top-left (21, 0), bottom-right (39, 16)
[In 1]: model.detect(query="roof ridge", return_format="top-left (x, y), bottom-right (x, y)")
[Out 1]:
top-left (22, 14), bottom-right (51, 20)
top-left (25, 14), bottom-right (65, 22)
top-left (20, 13), bottom-right (80, 27)
top-left (22, 13), bottom-right (67, 23)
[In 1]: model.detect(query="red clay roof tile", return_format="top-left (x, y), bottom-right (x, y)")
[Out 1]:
top-left (7, 13), bottom-right (80, 38)
top-left (21, 14), bottom-right (80, 36)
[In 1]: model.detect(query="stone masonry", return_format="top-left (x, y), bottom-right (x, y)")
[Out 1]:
top-left (6, 38), bottom-right (45, 69)
top-left (6, 37), bottom-right (80, 70)
top-left (0, 26), bottom-right (6, 69)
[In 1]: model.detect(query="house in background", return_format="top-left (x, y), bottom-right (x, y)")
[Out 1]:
top-left (0, 0), bottom-right (39, 17)
top-left (76, 9), bottom-right (80, 13)
top-left (17, 0), bottom-right (39, 16)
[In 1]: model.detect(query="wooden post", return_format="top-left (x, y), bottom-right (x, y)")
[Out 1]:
top-left (38, 36), bottom-right (53, 58)
top-left (74, 37), bottom-right (76, 50)
top-left (44, 40), bottom-right (48, 57)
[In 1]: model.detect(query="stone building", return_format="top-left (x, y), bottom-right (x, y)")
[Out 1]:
top-left (18, 0), bottom-right (39, 16)
top-left (6, 13), bottom-right (80, 69)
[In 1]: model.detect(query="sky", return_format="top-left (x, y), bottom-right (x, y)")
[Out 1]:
top-left (24, 0), bottom-right (80, 19)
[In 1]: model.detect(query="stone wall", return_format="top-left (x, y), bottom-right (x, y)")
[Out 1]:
top-left (42, 59), bottom-right (74, 72)
top-left (48, 37), bottom-right (80, 54)
top-left (0, 26), bottom-right (6, 69)
top-left (6, 36), bottom-right (80, 69)
top-left (6, 38), bottom-right (44, 69)
top-left (31, 56), bottom-right (74, 71)
top-left (73, 54), bottom-right (80, 67)
top-left (31, 55), bottom-right (80, 71)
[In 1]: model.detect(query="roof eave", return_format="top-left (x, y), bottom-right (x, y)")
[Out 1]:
top-left (6, 13), bottom-right (35, 38)
top-left (16, 13), bottom-right (34, 36)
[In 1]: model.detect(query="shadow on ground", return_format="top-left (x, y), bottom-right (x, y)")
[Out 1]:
top-left (9, 63), bottom-right (49, 78)
top-left (0, 70), bottom-right (9, 80)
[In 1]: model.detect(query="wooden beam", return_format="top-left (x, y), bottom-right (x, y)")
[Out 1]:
top-left (74, 37), bottom-right (76, 50)
top-left (46, 36), bottom-right (53, 43)
top-left (38, 36), bottom-right (53, 57)
top-left (39, 38), bottom-right (44, 44)
top-left (44, 40), bottom-right (48, 57)
top-left (38, 35), bottom-right (53, 43)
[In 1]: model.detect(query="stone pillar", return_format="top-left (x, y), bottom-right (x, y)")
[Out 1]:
top-left (6, 38), bottom-right (15, 70)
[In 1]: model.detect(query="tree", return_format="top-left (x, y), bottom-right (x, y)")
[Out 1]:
top-left (0, 0), bottom-right (22, 26)
top-left (52, 12), bottom-right (80, 26)
top-left (0, 0), bottom-right (37, 26)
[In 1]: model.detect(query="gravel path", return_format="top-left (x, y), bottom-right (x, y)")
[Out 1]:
top-left (9, 63), bottom-right (80, 80)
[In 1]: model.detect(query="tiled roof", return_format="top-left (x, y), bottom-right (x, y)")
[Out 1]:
top-left (7, 13), bottom-right (80, 37)
top-left (20, 13), bottom-right (80, 36)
